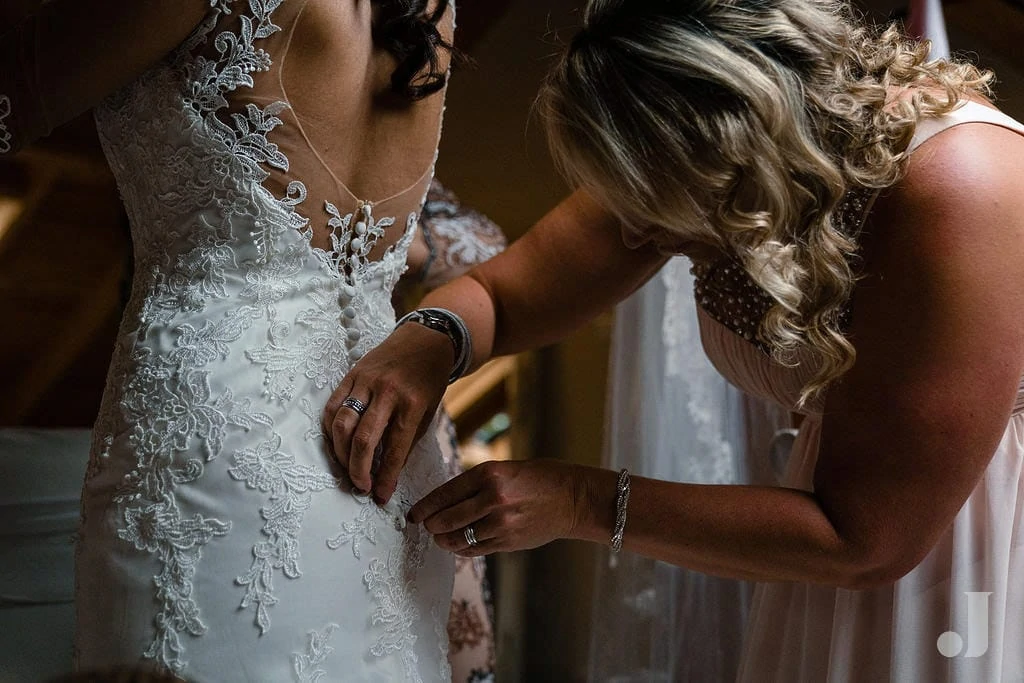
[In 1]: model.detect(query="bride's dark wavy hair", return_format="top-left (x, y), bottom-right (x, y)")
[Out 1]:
top-left (372, 0), bottom-right (454, 100)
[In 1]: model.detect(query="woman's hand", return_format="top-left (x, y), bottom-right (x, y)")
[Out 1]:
top-left (407, 459), bottom-right (587, 556)
top-left (325, 189), bottom-right (663, 506)
top-left (323, 322), bottom-right (455, 502)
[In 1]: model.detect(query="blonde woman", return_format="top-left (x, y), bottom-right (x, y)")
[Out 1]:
top-left (327, 0), bottom-right (1024, 679)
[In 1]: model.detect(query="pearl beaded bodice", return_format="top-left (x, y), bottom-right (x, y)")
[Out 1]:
top-left (692, 188), bottom-right (873, 356)
top-left (691, 257), bottom-right (777, 353)
top-left (695, 103), bottom-right (1024, 415)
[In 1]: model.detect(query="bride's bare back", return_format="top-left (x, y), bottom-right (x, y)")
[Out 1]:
top-left (218, 0), bottom-right (453, 255)
top-left (2, 0), bottom-right (453, 258)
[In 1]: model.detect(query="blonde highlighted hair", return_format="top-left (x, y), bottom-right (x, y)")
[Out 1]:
top-left (540, 0), bottom-right (992, 402)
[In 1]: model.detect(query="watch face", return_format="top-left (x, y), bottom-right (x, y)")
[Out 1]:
top-left (423, 312), bottom-right (450, 331)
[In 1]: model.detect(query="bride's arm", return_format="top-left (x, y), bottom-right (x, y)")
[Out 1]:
top-left (0, 0), bottom-right (209, 155)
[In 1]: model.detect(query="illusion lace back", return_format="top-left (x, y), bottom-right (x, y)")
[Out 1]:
top-left (74, 2), bottom-right (457, 681)
top-left (696, 102), bottom-right (1024, 682)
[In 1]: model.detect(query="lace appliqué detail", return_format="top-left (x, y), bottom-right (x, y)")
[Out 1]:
top-left (113, 336), bottom-right (273, 673)
top-left (247, 286), bottom-right (356, 402)
top-left (291, 622), bottom-right (339, 683)
top-left (0, 95), bottom-right (12, 154)
top-left (419, 180), bottom-right (506, 288)
top-left (364, 520), bottom-right (433, 682)
top-left (229, 433), bottom-right (340, 634)
top-left (239, 219), bottom-right (307, 315)
top-left (182, 0), bottom-right (315, 266)
top-left (299, 398), bottom-right (327, 442)
top-left (433, 601), bottom-right (453, 683)
top-left (120, 491), bottom-right (231, 670)
top-left (185, 4), bottom-right (277, 118)
top-left (314, 201), bottom-right (391, 272)
top-left (326, 492), bottom-right (402, 559)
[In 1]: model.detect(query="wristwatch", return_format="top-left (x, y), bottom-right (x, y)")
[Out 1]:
top-left (395, 308), bottom-right (473, 384)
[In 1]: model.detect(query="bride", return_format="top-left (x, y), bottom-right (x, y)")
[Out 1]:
top-left (2, 1), bottom-right (460, 680)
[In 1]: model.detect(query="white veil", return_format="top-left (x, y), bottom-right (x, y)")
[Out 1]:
top-left (587, 257), bottom-right (787, 682)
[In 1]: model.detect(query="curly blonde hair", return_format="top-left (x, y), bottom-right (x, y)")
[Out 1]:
top-left (540, 0), bottom-right (992, 402)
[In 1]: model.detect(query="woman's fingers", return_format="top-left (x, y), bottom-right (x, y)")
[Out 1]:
top-left (435, 513), bottom-right (502, 555)
top-left (324, 323), bottom-right (458, 503)
top-left (411, 460), bottom-right (586, 556)
top-left (372, 391), bottom-right (442, 504)
top-left (326, 385), bottom-right (437, 499)
top-left (323, 376), bottom-right (356, 456)
top-left (413, 463), bottom-right (512, 557)
top-left (346, 393), bottom-right (394, 494)
top-left (371, 408), bottom-right (420, 505)
top-left (408, 464), bottom-right (489, 524)
top-left (323, 374), bottom-right (394, 493)
top-left (421, 488), bottom-right (493, 535)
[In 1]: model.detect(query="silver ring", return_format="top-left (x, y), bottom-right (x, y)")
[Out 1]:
top-left (463, 525), bottom-right (478, 547)
top-left (340, 396), bottom-right (368, 416)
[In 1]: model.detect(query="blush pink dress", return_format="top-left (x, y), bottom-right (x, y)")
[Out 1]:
top-left (697, 101), bottom-right (1024, 682)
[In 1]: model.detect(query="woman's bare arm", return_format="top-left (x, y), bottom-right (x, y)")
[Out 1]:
top-left (0, 0), bottom-right (209, 155)
top-left (412, 122), bottom-right (1024, 587)
top-left (420, 189), bottom-right (667, 367)
top-left (327, 189), bottom-right (667, 500)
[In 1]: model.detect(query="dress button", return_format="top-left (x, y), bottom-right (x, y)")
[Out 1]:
top-left (343, 306), bottom-right (357, 319)
top-left (347, 328), bottom-right (361, 341)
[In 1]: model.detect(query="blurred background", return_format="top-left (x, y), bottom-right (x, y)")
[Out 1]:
top-left (1, 1), bottom-right (1022, 681)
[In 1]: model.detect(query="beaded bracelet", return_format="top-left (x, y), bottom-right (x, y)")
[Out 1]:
top-left (610, 468), bottom-right (631, 553)
top-left (395, 307), bottom-right (473, 384)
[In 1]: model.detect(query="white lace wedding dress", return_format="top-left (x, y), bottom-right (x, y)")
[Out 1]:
top-left (67, 2), bottom-right (456, 680)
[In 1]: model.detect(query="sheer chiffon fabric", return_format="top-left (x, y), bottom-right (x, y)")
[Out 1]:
top-left (589, 258), bottom-right (787, 682)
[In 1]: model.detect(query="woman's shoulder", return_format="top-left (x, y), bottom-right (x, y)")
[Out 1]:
top-left (863, 101), bottom-right (1024, 292)
top-left (910, 97), bottom-right (1024, 150)
top-left (899, 103), bottom-right (1024, 217)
